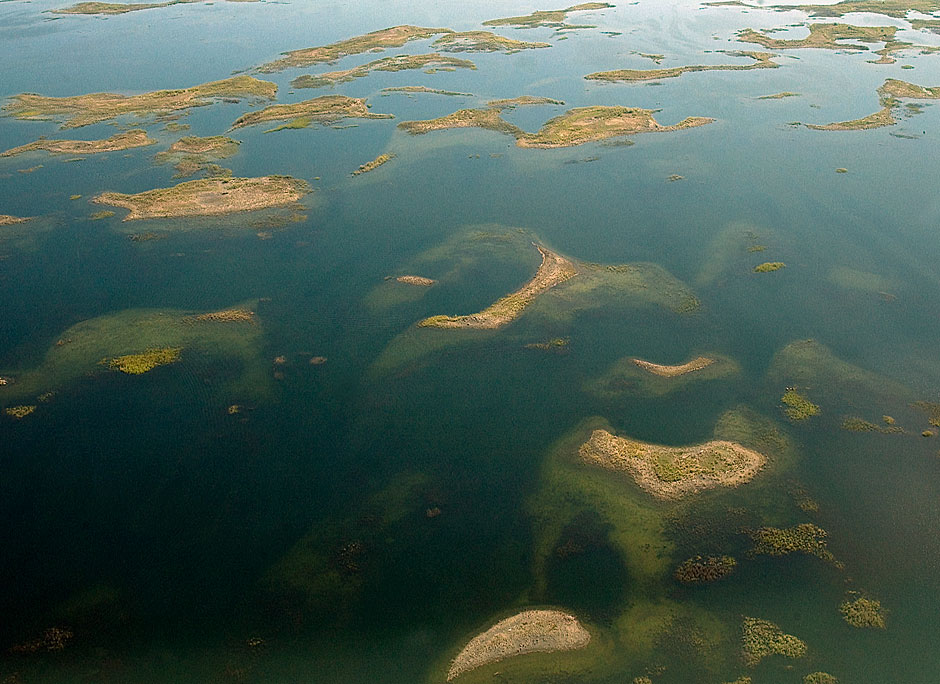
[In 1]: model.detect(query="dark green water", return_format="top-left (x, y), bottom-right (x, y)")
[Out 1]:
top-left (1, 0), bottom-right (939, 682)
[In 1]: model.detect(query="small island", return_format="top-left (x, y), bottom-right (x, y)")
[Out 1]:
top-left (0, 215), bottom-right (31, 226)
top-left (419, 244), bottom-right (576, 329)
top-left (106, 347), bottom-right (181, 374)
top-left (632, 356), bottom-right (715, 377)
top-left (586, 51), bottom-right (778, 82)
top-left (230, 95), bottom-right (393, 130)
top-left (3, 75), bottom-right (276, 129)
top-left (741, 617), bottom-right (806, 667)
top-left (256, 25), bottom-right (454, 72)
top-left (1, 130), bottom-right (156, 158)
top-left (840, 596), bottom-right (886, 628)
top-left (352, 153), bottom-right (395, 176)
top-left (396, 275), bottom-right (436, 286)
top-left (483, 3), bottom-right (614, 30)
top-left (487, 95), bottom-right (565, 108)
top-left (748, 523), bottom-right (839, 565)
top-left (92, 176), bottom-right (310, 220)
top-left (290, 53), bottom-right (475, 89)
top-left (708, 0), bottom-right (940, 19)
top-left (578, 428), bottom-right (766, 499)
top-left (447, 610), bottom-right (591, 681)
top-left (382, 86), bottom-right (473, 97)
top-left (154, 135), bottom-right (240, 178)
top-left (433, 31), bottom-right (551, 53)
top-left (674, 555), bottom-right (737, 583)
top-left (52, 0), bottom-right (258, 14)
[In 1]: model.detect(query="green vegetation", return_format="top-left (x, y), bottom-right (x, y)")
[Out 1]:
top-left (289, 53), bottom-right (475, 89)
top-left (89, 210), bottom-right (116, 220)
top-left (759, 91), bottom-right (801, 99)
top-left (352, 152), bottom-right (395, 176)
top-left (4, 405), bottom-right (36, 419)
top-left (231, 95), bottom-right (392, 130)
top-left (433, 31), bottom-right (551, 53)
top-left (674, 556), bottom-right (737, 584)
top-left (257, 25), bottom-right (453, 72)
top-left (382, 86), bottom-right (473, 96)
top-left (154, 135), bottom-right (240, 178)
top-left (488, 95), bottom-right (565, 108)
top-left (106, 347), bottom-right (181, 374)
top-left (754, 261), bottom-right (785, 272)
top-left (782, 389), bottom-right (820, 420)
top-left (525, 337), bottom-right (569, 351)
top-left (52, 0), bottom-right (258, 14)
top-left (93, 176), bottom-right (309, 220)
top-left (841, 416), bottom-right (903, 433)
top-left (913, 400), bottom-right (940, 427)
top-left (3, 75), bottom-right (276, 129)
top-left (804, 674), bottom-right (838, 684)
top-left (741, 617), bottom-right (807, 667)
top-left (708, 0), bottom-right (940, 18)
top-left (586, 51), bottom-right (778, 82)
top-left (483, 3), bottom-right (614, 29)
top-left (803, 78), bottom-right (940, 130)
top-left (749, 523), bottom-right (840, 565)
top-left (398, 107), bottom-right (525, 137)
top-left (840, 596), bottom-right (886, 628)
top-left (1, 130), bottom-right (156, 157)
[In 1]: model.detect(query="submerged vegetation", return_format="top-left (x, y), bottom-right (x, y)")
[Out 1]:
top-left (741, 617), bottom-right (807, 667)
top-left (674, 555), bottom-right (737, 584)
top-left (106, 347), bottom-right (181, 374)
top-left (748, 523), bottom-right (840, 565)
top-left (840, 596), bottom-right (886, 628)
top-left (3, 75), bottom-right (276, 128)
top-left (754, 261), bottom-right (785, 272)
top-left (781, 389), bottom-right (820, 421)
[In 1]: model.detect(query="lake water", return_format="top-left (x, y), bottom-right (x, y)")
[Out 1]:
top-left (1, 0), bottom-right (939, 682)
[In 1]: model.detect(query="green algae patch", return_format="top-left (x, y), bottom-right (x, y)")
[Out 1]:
top-left (524, 337), bottom-right (569, 351)
top-left (0, 301), bottom-right (268, 405)
top-left (399, 105), bottom-right (714, 148)
top-left (0, 130), bottom-right (156, 158)
top-left (674, 555), bottom-right (736, 584)
top-left (154, 135), bottom-right (240, 179)
top-left (256, 25), bottom-right (454, 72)
top-left (351, 152), bottom-right (395, 176)
top-left (584, 353), bottom-right (739, 399)
top-left (586, 51), bottom-right (778, 82)
top-left (92, 176), bottom-right (309, 221)
top-left (579, 428), bottom-right (767, 500)
top-left (840, 595), bottom-right (886, 628)
top-left (841, 416), bottom-right (903, 433)
top-left (748, 523), bottom-right (840, 566)
top-left (804, 673), bottom-right (838, 684)
top-left (89, 210), bottom-right (116, 220)
top-left (106, 347), bottom-right (181, 374)
top-left (290, 53), bottom-right (475, 89)
top-left (4, 405), bottom-right (36, 419)
top-left (754, 261), bottom-right (785, 272)
top-left (433, 31), bottom-right (551, 53)
top-left (231, 95), bottom-right (392, 130)
top-left (3, 75), bottom-right (276, 129)
top-left (913, 400), bottom-right (940, 427)
top-left (781, 389), bottom-right (820, 421)
top-left (741, 617), bottom-right (806, 667)
top-left (484, 3), bottom-right (614, 30)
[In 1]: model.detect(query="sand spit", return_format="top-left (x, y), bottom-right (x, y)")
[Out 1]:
top-left (579, 429), bottom-right (766, 499)
top-left (419, 244), bottom-right (576, 328)
top-left (447, 610), bottom-right (590, 681)
top-left (632, 356), bottom-right (715, 377)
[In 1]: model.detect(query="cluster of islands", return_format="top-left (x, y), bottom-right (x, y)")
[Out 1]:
top-left (2, 0), bottom-right (939, 680)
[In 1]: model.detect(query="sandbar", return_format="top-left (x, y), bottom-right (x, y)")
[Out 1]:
top-left (419, 244), bottom-right (576, 328)
top-left (352, 153), bottom-right (395, 175)
top-left (1, 130), bottom-right (156, 157)
top-left (632, 356), bottom-right (715, 377)
top-left (231, 95), bottom-right (392, 130)
top-left (0, 215), bottom-right (31, 226)
top-left (447, 609), bottom-right (590, 681)
top-left (92, 176), bottom-right (309, 221)
top-left (579, 428), bottom-right (766, 499)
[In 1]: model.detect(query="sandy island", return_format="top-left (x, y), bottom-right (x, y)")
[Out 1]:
top-left (399, 105), bottom-right (713, 147)
top-left (579, 429), bottom-right (766, 499)
top-left (447, 610), bottom-right (591, 681)
top-left (586, 51), bottom-right (778, 82)
top-left (4, 75), bottom-right (276, 129)
top-left (92, 176), bottom-right (309, 221)
top-left (397, 275), bottom-right (436, 286)
top-left (419, 244), bottom-right (576, 329)
top-left (1, 130), bottom-right (156, 157)
top-left (632, 356), bottom-right (715, 377)
top-left (230, 95), bottom-right (392, 130)
top-left (257, 25), bottom-right (453, 72)
top-left (53, 1), bottom-right (258, 14)
top-left (0, 215), bottom-right (31, 226)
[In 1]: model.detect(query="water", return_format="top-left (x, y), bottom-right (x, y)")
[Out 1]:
top-left (1, 0), bottom-right (940, 682)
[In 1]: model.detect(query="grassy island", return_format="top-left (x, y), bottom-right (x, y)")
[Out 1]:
top-left (382, 86), bottom-right (473, 96)
top-left (154, 135), bottom-right (240, 178)
top-left (447, 610), bottom-right (591, 681)
top-left (52, 0), bottom-right (258, 14)
top-left (741, 617), bottom-right (806, 667)
top-left (708, 0), bottom-right (940, 19)
top-left (1, 130), bottom-right (156, 157)
top-left (4, 405), bottom-right (36, 419)
top-left (578, 428), bottom-right (767, 499)
top-left (396, 275), bottom-right (436, 286)
top-left (420, 244), bottom-right (577, 329)
top-left (483, 3), bottom-right (614, 30)
top-left (674, 555), bottom-right (737, 583)
top-left (754, 261), bottom-right (785, 272)
top-left (759, 91), bottom-right (801, 99)
top-left (737, 24), bottom-right (938, 64)
top-left (106, 347), bottom-right (181, 374)
top-left (633, 356), bottom-right (715, 378)
top-left (840, 596), bottom-right (886, 628)
top-left (804, 674), bottom-right (838, 684)
top-left (352, 153), bottom-right (395, 176)
top-left (586, 51), bottom-right (778, 82)
top-left (230, 95), bottom-right (392, 130)
top-left (0, 215), bottom-right (31, 226)
top-left (92, 176), bottom-right (309, 221)
top-left (3, 75), bottom-right (276, 129)
top-left (781, 389), bottom-right (820, 420)
top-left (749, 523), bottom-right (839, 565)
top-left (488, 95), bottom-right (565, 108)
top-left (256, 25), bottom-right (454, 72)
top-left (805, 78), bottom-right (940, 130)
top-left (399, 105), bottom-right (714, 148)
top-left (433, 31), bottom-right (551, 53)
top-left (289, 54), bottom-right (475, 89)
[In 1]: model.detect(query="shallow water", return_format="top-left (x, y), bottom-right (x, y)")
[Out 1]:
top-left (1, 0), bottom-right (939, 682)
